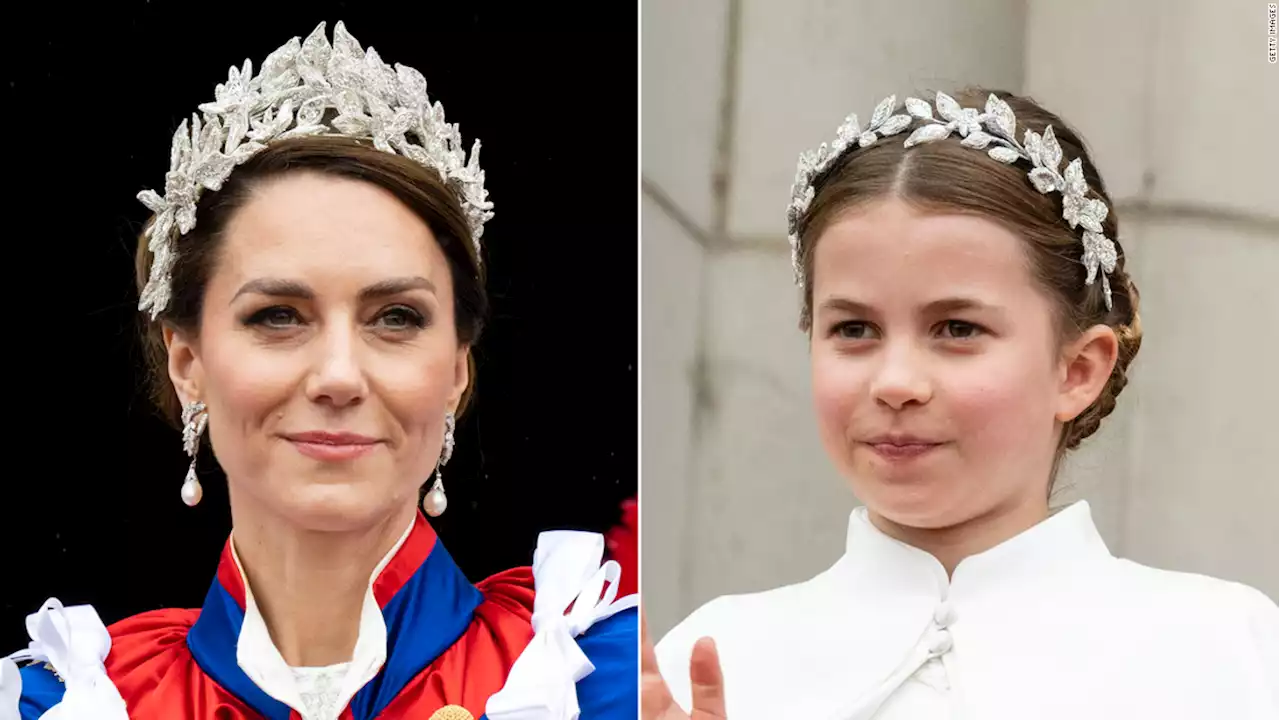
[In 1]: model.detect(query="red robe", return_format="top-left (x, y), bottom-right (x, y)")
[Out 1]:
top-left (16, 513), bottom-right (637, 719)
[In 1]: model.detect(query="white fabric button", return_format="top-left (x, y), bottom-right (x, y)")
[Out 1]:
top-left (928, 629), bottom-right (953, 655)
top-left (933, 601), bottom-right (956, 628)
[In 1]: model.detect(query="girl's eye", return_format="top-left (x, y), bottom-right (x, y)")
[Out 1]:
top-left (938, 320), bottom-right (983, 339)
top-left (831, 321), bottom-right (878, 340)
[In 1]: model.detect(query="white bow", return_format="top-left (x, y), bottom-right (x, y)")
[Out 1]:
top-left (485, 531), bottom-right (639, 720)
top-left (2, 598), bottom-right (128, 720)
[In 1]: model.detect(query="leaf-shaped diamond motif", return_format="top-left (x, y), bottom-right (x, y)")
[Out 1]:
top-left (396, 63), bottom-right (427, 103)
top-left (1062, 158), bottom-right (1087, 197)
top-left (296, 96), bottom-right (327, 125)
top-left (197, 116), bottom-right (225, 158)
top-left (175, 202), bottom-right (198, 236)
top-left (935, 92), bottom-right (962, 122)
top-left (332, 113), bottom-right (370, 136)
top-left (857, 131), bottom-right (878, 148)
top-left (225, 109), bottom-right (249, 153)
top-left (1062, 193), bottom-right (1085, 229)
top-left (814, 142), bottom-right (831, 169)
top-left (954, 108), bottom-right (983, 136)
top-left (833, 113), bottom-right (860, 151)
top-left (296, 61), bottom-right (328, 89)
top-left (1039, 126), bottom-right (1063, 171)
top-left (987, 146), bottom-right (1021, 163)
top-left (335, 89), bottom-right (364, 117)
top-left (1083, 232), bottom-right (1118, 274)
top-left (364, 48), bottom-right (398, 99)
top-left (799, 185), bottom-right (815, 213)
top-left (230, 141), bottom-right (266, 164)
top-left (300, 22), bottom-right (332, 68)
top-left (1077, 199), bottom-right (1108, 233)
top-left (1028, 167), bottom-right (1060, 194)
top-left (150, 212), bottom-right (174, 253)
top-left (870, 95), bottom-right (896, 129)
top-left (261, 37), bottom-right (300, 78)
top-left (877, 114), bottom-right (912, 136)
top-left (137, 190), bottom-right (167, 214)
top-left (332, 21), bottom-right (364, 59)
top-left (170, 120), bottom-right (191, 172)
top-left (1081, 230), bottom-right (1118, 309)
top-left (278, 124), bottom-right (327, 141)
top-left (960, 131), bottom-right (994, 149)
top-left (905, 97), bottom-right (933, 119)
top-left (193, 153), bottom-right (235, 191)
top-left (1023, 129), bottom-right (1043, 166)
top-left (984, 94), bottom-right (1016, 138)
top-left (904, 123), bottom-right (952, 147)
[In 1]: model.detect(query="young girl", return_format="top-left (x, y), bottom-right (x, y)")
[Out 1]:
top-left (642, 89), bottom-right (1277, 720)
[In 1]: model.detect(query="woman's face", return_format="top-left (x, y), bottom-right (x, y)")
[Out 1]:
top-left (809, 197), bottom-right (1108, 531)
top-left (166, 172), bottom-right (468, 532)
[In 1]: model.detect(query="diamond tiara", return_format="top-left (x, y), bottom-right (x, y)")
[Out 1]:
top-left (786, 92), bottom-right (1118, 310)
top-left (137, 21), bottom-right (493, 320)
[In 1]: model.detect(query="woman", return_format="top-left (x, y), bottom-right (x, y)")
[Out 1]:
top-left (3, 22), bottom-right (636, 720)
top-left (642, 89), bottom-right (1277, 719)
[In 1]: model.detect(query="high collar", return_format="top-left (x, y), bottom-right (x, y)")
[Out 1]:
top-left (840, 500), bottom-right (1113, 604)
top-left (188, 512), bottom-right (483, 720)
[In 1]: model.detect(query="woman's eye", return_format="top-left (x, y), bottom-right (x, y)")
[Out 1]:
top-left (246, 306), bottom-right (302, 328)
top-left (376, 306), bottom-right (427, 330)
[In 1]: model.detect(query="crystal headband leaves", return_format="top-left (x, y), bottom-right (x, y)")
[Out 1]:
top-left (786, 92), bottom-right (1119, 310)
top-left (136, 21), bottom-right (494, 321)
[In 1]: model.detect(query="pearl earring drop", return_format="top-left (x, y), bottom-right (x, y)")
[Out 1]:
top-left (422, 412), bottom-right (455, 517)
top-left (181, 401), bottom-right (208, 507)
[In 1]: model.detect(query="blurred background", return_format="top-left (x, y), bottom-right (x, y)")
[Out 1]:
top-left (642, 0), bottom-right (1278, 636)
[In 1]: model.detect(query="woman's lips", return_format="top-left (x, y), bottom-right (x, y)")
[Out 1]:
top-left (283, 431), bottom-right (381, 462)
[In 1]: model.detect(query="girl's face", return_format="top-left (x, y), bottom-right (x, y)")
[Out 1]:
top-left (166, 172), bottom-right (469, 532)
top-left (809, 197), bottom-right (1115, 531)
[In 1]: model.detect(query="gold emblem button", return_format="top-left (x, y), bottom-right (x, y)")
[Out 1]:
top-left (428, 705), bottom-right (475, 720)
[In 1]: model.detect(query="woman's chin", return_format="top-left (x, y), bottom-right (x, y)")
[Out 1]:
top-left (274, 483), bottom-right (408, 532)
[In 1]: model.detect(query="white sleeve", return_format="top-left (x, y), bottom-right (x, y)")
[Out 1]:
top-left (0, 656), bottom-right (22, 720)
top-left (1239, 584), bottom-right (1279, 714)
top-left (3, 598), bottom-right (128, 720)
top-left (653, 597), bottom-right (730, 714)
top-left (484, 531), bottom-right (639, 720)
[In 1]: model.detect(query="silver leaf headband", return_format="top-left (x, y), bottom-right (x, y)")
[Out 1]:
top-left (137, 21), bottom-right (494, 320)
top-left (787, 92), bottom-right (1118, 310)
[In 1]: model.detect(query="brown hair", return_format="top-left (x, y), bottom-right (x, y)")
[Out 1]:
top-left (795, 88), bottom-right (1142, 455)
top-left (135, 135), bottom-right (489, 428)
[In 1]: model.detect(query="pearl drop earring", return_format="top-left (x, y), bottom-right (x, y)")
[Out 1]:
top-left (180, 401), bottom-right (208, 507)
top-left (422, 412), bottom-right (455, 517)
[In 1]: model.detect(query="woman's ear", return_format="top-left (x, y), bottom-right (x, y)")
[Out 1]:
top-left (448, 346), bottom-right (471, 414)
top-left (163, 324), bottom-right (204, 405)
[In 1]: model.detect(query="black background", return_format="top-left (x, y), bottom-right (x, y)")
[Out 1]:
top-left (3, 4), bottom-right (637, 652)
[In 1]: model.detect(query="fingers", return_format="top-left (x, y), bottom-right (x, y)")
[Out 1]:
top-left (640, 607), bottom-right (678, 718)
top-left (640, 607), bottom-right (663, 676)
top-left (689, 636), bottom-right (727, 719)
